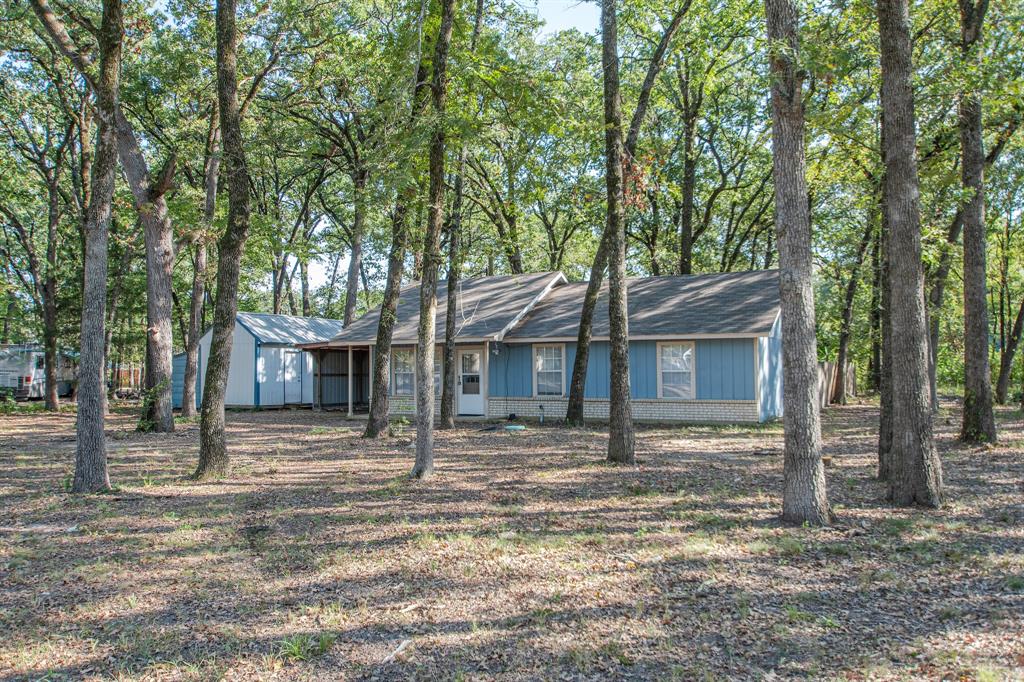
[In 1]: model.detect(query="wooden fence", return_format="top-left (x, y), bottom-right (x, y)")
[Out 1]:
top-left (817, 361), bottom-right (856, 409)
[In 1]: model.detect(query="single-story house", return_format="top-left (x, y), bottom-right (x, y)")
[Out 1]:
top-left (172, 312), bottom-right (345, 409)
top-left (301, 269), bottom-right (782, 424)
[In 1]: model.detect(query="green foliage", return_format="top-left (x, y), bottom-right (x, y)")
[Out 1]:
top-left (1, 0), bottom-right (1022, 395)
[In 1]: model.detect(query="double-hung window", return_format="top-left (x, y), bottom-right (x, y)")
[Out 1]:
top-left (534, 345), bottom-right (564, 396)
top-left (659, 342), bottom-right (694, 399)
top-left (392, 349), bottom-right (414, 396)
top-left (392, 348), bottom-right (443, 396)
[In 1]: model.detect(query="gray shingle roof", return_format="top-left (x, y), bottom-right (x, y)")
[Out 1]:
top-left (236, 312), bottom-right (345, 345)
top-left (503, 270), bottom-right (780, 339)
top-left (320, 272), bottom-right (565, 345)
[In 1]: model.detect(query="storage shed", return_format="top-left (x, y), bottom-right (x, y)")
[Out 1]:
top-left (172, 312), bottom-right (344, 409)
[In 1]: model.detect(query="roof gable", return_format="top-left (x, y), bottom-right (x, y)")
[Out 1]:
top-left (323, 272), bottom-right (565, 345)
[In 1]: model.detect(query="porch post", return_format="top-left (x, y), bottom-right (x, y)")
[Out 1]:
top-left (314, 349), bottom-right (321, 410)
top-left (347, 345), bottom-right (353, 417)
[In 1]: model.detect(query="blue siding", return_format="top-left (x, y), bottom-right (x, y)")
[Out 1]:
top-left (172, 354), bottom-right (185, 409)
top-left (489, 343), bottom-right (533, 397)
top-left (491, 339), bottom-right (759, 405)
top-left (171, 350), bottom-right (200, 410)
top-left (696, 339), bottom-right (755, 400)
top-left (629, 341), bottom-right (658, 398)
top-left (565, 342), bottom-right (611, 398)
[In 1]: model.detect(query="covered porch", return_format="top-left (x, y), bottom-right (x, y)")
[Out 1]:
top-left (308, 345), bottom-right (371, 415)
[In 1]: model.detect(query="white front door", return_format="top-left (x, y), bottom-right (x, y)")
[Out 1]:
top-left (283, 350), bottom-right (302, 404)
top-left (457, 349), bottom-right (484, 415)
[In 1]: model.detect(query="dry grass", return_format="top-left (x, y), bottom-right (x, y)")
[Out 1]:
top-left (1, 400), bottom-right (1022, 680)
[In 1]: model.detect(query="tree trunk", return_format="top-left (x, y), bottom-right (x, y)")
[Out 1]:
top-left (344, 168), bottom-right (368, 326)
top-left (601, 0), bottom-right (635, 465)
top-left (362, 49), bottom-right (432, 440)
top-left (564, 1), bottom-right (687, 426)
top-left (300, 258), bottom-right (311, 316)
top-left (1, 293), bottom-right (13, 343)
top-left (565, 233), bottom-right (608, 426)
top-left (868, 223), bottom-right (882, 392)
top-left (42, 169), bottom-right (61, 411)
top-left (412, 0), bottom-right (457, 479)
top-left (73, 0), bottom-right (121, 494)
top-left (958, 0), bottom-right (996, 443)
top-left (194, 0), bottom-right (252, 480)
top-left (28, 0), bottom-right (173, 432)
top-left (438, 212), bottom-right (460, 430)
top-left (833, 217), bottom-right (875, 404)
top-left (138, 190), bottom-right (175, 433)
top-left (995, 298), bottom-right (1024, 403)
top-left (765, 0), bottom-right (830, 525)
top-left (182, 106), bottom-right (220, 418)
top-left (363, 203), bottom-right (409, 438)
top-left (876, 0), bottom-right (943, 507)
top-left (878, 191), bottom-right (894, 481)
top-left (440, 0), bottom-right (484, 431)
top-left (679, 116), bottom-right (696, 275)
top-left (42, 300), bottom-right (59, 410)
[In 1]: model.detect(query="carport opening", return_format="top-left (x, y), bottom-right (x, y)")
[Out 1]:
top-left (315, 348), bottom-right (370, 412)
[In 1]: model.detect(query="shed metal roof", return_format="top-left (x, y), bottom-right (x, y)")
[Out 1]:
top-left (317, 272), bottom-right (565, 346)
top-left (235, 312), bottom-right (345, 345)
top-left (503, 270), bottom-right (781, 340)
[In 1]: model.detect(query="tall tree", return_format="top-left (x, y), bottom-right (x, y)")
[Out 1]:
top-left (29, 0), bottom-right (176, 433)
top-left (876, 0), bottom-right (944, 507)
top-left (565, 1), bottom-right (690, 427)
top-left (181, 103), bottom-right (220, 418)
top-left (411, 0), bottom-right (457, 479)
top-left (601, 0), bottom-right (635, 464)
top-left (194, 0), bottom-right (252, 479)
top-left (832, 215), bottom-right (875, 404)
top-left (957, 0), bottom-right (996, 443)
top-left (0, 87), bottom-right (74, 411)
top-left (363, 24), bottom-right (433, 440)
top-left (878, 177), bottom-right (894, 481)
top-left (765, 0), bottom-right (830, 525)
top-left (440, 0), bottom-right (486, 430)
top-left (73, 0), bottom-right (122, 493)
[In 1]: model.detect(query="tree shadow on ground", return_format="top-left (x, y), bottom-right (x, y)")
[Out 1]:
top-left (1, 402), bottom-right (1022, 680)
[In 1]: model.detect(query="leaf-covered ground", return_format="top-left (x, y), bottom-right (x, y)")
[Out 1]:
top-left (1, 401), bottom-right (1022, 680)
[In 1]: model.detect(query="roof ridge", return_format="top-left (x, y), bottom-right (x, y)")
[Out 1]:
top-left (238, 311), bottom-right (344, 323)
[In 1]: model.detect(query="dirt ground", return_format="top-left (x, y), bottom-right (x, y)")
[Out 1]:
top-left (1, 401), bottom-right (1022, 681)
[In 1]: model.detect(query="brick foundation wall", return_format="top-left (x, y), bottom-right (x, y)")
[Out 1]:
top-left (387, 395), bottom-right (440, 416)
top-left (485, 396), bottom-right (759, 424)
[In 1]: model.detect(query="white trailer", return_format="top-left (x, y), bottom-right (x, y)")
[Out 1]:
top-left (0, 344), bottom-right (76, 400)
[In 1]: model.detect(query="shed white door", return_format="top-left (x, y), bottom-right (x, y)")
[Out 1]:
top-left (283, 350), bottom-right (302, 404)
top-left (457, 349), bottom-right (484, 415)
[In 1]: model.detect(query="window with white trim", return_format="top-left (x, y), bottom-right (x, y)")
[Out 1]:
top-left (392, 349), bottom-right (414, 395)
top-left (534, 344), bottom-right (564, 396)
top-left (659, 342), bottom-right (694, 399)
